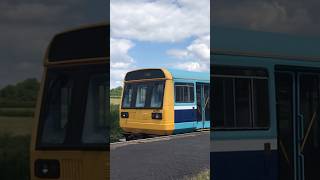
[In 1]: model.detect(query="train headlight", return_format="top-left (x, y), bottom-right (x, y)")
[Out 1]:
top-left (35, 159), bottom-right (60, 178)
top-left (152, 112), bottom-right (162, 120)
top-left (121, 112), bottom-right (129, 118)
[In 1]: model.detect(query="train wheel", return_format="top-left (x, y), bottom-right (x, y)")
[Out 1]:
top-left (124, 134), bottom-right (135, 141)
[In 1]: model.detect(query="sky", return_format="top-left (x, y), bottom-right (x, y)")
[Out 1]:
top-left (212, 0), bottom-right (320, 37)
top-left (0, 0), bottom-right (109, 88)
top-left (110, 0), bottom-right (210, 88)
top-left (2, 0), bottom-right (320, 88)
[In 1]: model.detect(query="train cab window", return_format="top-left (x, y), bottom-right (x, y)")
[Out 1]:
top-left (122, 81), bottom-right (165, 109)
top-left (122, 84), bottom-right (133, 108)
top-left (135, 85), bottom-right (148, 107)
top-left (150, 82), bottom-right (164, 108)
top-left (40, 76), bottom-right (73, 144)
top-left (82, 74), bottom-right (108, 144)
top-left (175, 83), bottom-right (194, 103)
top-left (212, 66), bottom-right (269, 129)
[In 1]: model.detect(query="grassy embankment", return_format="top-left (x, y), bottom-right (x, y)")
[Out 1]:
top-left (184, 169), bottom-right (210, 180)
top-left (110, 96), bottom-right (124, 142)
top-left (0, 105), bottom-right (33, 180)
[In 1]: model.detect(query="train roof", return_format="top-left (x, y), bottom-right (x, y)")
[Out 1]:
top-left (212, 27), bottom-right (320, 62)
top-left (124, 68), bottom-right (209, 81)
top-left (167, 68), bottom-right (209, 81)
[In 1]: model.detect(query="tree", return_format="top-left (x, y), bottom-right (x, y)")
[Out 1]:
top-left (0, 78), bottom-right (40, 104)
top-left (110, 86), bottom-right (123, 97)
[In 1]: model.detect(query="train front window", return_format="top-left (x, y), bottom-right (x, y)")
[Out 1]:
top-left (150, 82), bottom-right (164, 108)
top-left (37, 65), bottom-right (108, 149)
top-left (122, 84), bottom-right (133, 108)
top-left (82, 74), bottom-right (108, 144)
top-left (40, 75), bottom-right (73, 144)
top-left (135, 85), bottom-right (148, 107)
top-left (121, 81), bottom-right (165, 109)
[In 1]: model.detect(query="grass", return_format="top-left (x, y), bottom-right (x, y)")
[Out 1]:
top-left (110, 97), bottom-right (121, 105)
top-left (184, 170), bottom-right (210, 180)
top-left (0, 116), bottom-right (33, 136)
top-left (0, 115), bottom-right (32, 180)
top-left (0, 108), bottom-right (34, 117)
top-left (0, 134), bottom-right (30, 180)
top-left (110, 104), bottom-right (124, 142)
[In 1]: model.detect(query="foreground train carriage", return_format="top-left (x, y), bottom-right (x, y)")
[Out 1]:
top-left (30, 24), bottom-right (109, 180)
top-left (211, 27), bottom-right (320, 180)
top-left (120, 68), bottom-right (209, 139)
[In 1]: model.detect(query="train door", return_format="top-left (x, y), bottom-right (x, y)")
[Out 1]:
top-left (297, 73), bottom-right (320, 180)
top-left (196, 83), bottom-right (210, 128)
top-left (276, 70), bottom-right (320, 180)
top-left (275, 72), bottom-right (296, 180)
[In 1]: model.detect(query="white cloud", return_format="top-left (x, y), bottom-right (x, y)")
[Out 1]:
top-left (110, 38), bottom-right (135, 88)
top-left (175, 61), bottom-right (208, 72)
top-left (110, 0), bottom-right (210, 87)
top-left (111, 0), bottom-right (209, 42)
top-left (167, 35), bottom-right (210, 72)
top-left (213, 1), bottom-right (313, 34)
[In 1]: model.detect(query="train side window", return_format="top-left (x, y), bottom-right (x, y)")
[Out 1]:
top-left (212, 66), bottom-right (269, 130)
top-left (175, 83), bottom-right (194, 103)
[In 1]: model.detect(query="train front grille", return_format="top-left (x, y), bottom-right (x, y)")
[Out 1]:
top-left (61, 159), bottom-right (83, 180)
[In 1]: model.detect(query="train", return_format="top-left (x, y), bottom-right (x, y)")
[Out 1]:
top-left (211, 27), bottom-right (320, 180)
top-left (119, 68), bottom-right (210, 140)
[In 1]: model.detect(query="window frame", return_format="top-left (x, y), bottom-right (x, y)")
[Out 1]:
top-left (174, 82), bottom-right (195, 104)
top-left (36, 64), bottom-right (109, 151)
top-left (121, 80), bottom-right (165, 109)
top-left (212, 66), bottom-right (270, 131)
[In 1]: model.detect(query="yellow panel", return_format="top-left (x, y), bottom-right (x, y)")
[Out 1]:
top-left (30, 151), bottom-right (109, 180)
top-left (120, 78), bottom-right (175, 135)
top-left (30, 68), bottom-right (109, 180)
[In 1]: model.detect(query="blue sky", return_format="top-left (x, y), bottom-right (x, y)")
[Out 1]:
top-left (128, 37), bottom-right (194, 68)
top-left (110, 0), bottom-right (210, 88)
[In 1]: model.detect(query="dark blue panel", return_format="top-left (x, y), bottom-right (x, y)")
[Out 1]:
top-left (211, 151), bottom-right (278, 180)
top-left (174, 109), bottom-right (196, 123)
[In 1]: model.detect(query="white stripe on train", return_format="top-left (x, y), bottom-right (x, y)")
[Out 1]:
top-left (174, 106), bottom-right (197, 110)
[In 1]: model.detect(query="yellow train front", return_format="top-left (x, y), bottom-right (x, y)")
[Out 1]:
top-left (120, 68), bottom-right (210, 139)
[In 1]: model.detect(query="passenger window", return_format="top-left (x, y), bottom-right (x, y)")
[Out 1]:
top-left (212, 66), bottom-right (269, 129)
top-left (135, 85), bottom-right (148, 107)
top-left (175, 83), bottom-right (194, 103)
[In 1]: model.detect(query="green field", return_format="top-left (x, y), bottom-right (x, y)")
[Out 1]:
top-left (0, 116), bottom-right (32, 136)
top-left (110, 97), bottom-right (121, 105)
top-left (0, 107), bottom-right (34, 117)
top-left (185, 170), bottom-right (210, 180)
top-left (0, 112), bottom-right (32, 180)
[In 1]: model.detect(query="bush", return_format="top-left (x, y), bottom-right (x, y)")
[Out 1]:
top-left (110, 104), bottom-right (123, 142)
top-left (0, 134), bottom-right (30, 180)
